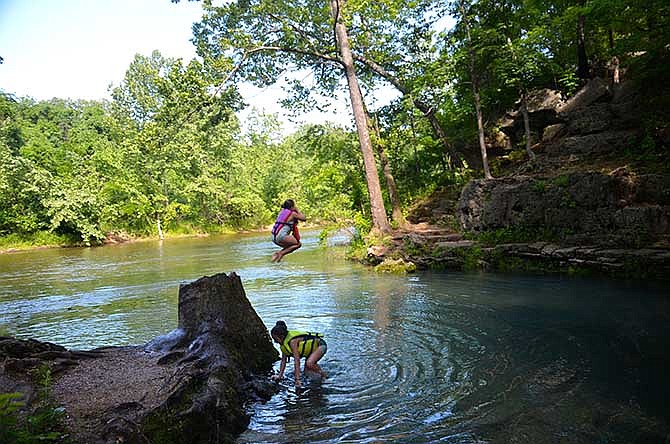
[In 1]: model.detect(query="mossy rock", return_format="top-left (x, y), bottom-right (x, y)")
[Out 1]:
top-left (374, 258), bottom-right (417, 274)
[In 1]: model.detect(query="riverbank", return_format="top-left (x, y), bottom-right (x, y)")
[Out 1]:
top-left (0, 222), bottom-right (328, 255)
top-left (0, 273), bottom-right (277, 444)
top-left (366, 227), bottom-right (670, 280)
top-left (0, 230), bottom-right (212, 255)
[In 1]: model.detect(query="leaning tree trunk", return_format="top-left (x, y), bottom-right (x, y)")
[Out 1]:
top-left (472, 82), bottom-right (492, 179)
top-left (330, 0), bottom-right (390, 233)
top-left (352, 54), bottom-right (465, 169)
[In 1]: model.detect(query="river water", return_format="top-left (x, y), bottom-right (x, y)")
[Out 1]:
top-left (1, 231), bottom-right (669, 443)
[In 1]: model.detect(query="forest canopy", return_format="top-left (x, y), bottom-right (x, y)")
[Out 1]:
top-left (1, 0), bottom-right (668, 245)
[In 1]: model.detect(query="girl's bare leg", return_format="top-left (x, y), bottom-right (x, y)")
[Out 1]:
top-left (304, 345), bottom-right (327, 378)
top-left (275, 235), bottom-right (301, 262)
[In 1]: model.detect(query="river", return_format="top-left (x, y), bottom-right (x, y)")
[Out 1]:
top-left (1, 231), bottom-right (669, 443)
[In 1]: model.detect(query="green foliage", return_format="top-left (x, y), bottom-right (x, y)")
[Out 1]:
top-left (0, 232), bottom-right (73, 251)
top-left (318, 227), bottom-right (330, 246)
top-left (533, 180), bottom-right (547, 193)
top-left (622, 126), bottom-right (668, 169)
top-left (552, 174), bottom-right (570, 188)
top-left (0, 366), bottom-right (69, 444)
top-left (0, 83), bottom-right (372, 246)
top-left (401, 237), bottom-right (429, 258)
top-left (345, 213), bottom-right (375, 261)
top-left (374, 258), bottom-right (417, 273)
top-left (461, 245), bottom-right (483, 271)
top-left (2, 0), bottom-right (669, 245)
top-left (0, 393), bottom-right (25, 443)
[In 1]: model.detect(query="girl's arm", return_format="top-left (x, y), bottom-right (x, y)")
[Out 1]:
top-left (291, 208), bottom-right (306, 222)
top-left (289, 338), bottom-right (302, 387)
top-left (272, 355), bottom-right (288, 380)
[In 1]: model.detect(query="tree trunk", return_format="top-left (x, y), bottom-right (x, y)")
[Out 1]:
top-left (156, 214), bottom-right (164, 240)
top-left (520, 92), bottom-right (536, 161)
top-left (577, 8), bottom-right (589, 80)
top-left (460, 0), bottom-right (493, 180)
top-left (472, 84), bottom-right (492, 179)
top-left (408, 112), bottom-right (421, 176)
top-left (371, 113), bottom-right (407, 228)
top-left (330, 0), bottom-right (390, 233)
top-left (415, 100), bottom-right (464, 169)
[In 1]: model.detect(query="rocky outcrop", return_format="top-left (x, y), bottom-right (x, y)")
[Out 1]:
top-left (499, 88), bottom-right (565, 143)
top-left (458, 171), bottom-right (670, 247)
top-left (449, 77), bottom-right (670, 276)
top-left (500, 78), bottom-right (641, 151)
top-left (457, 75), bottom-right (670, 249)
top-left (385, 78), bottom-right (670, 278)
top-left (403, 240), bottom-right (670, 278)
top-left (0, 272), bottom-right (278, 444)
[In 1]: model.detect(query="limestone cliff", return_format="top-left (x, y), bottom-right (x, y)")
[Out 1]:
top-left (391, 78), bottom-right (670, 278)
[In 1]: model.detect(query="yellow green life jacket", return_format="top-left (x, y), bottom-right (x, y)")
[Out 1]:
top-left (280, 330), bottom-right (324, 358)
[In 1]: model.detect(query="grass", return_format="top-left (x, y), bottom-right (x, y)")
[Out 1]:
top-left (0, 232), bottom-right (74, 252)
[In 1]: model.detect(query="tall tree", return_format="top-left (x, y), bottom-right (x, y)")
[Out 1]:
top-left (576, 0), bottom-right (590, 80)
top-left (192, 0), bottom-right (391, 232)
top-left (111, 51), bottom-right (241, 237)
top-left (330, 0), bottom-right (390, 232)
top-left (456, 0), bottom-right (492, 179)
top-left (370, 112), bottom-right (406, 228)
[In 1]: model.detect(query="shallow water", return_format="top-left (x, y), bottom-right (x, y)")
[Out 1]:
top-left (1, 231), bottom-right (669, 443)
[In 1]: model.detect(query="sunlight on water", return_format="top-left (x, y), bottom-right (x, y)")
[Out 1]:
top-left (1, 231), bottom-right (669, 443)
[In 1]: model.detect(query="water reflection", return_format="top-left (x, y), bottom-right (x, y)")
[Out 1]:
top-left (1, 233), bottom-right (669, 442)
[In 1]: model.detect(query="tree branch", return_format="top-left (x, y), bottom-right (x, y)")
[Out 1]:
top-left (214, 45), bottom-right (343, 95)
top-left (352, 52), bottom-right (465, 167)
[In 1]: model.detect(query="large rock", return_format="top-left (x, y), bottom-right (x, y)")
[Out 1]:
top-left (1, 272), bottom-right (279, 444)
top-left (499, 88), bottom-right (565, 143)
top-left (545, 130), bottom-right (638, 156)
top-left (397, 77), bottom-right (670, 276)
top-left (556, 77), bottom-right (611, 115)
top-left (457, 172), bottom-right (670, 247)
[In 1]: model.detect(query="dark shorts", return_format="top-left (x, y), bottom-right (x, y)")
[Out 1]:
top-left (318, 338), bottom-right (327, 355)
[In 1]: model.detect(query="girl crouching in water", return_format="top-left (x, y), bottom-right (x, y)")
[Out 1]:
top-left (270, 320), bottom-right (327, 388)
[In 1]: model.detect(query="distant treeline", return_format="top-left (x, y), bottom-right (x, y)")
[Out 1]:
top-left (0, 76), bottom-right (370, 245)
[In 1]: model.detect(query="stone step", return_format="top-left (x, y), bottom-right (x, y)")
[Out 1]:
top-left (393, 232), bottom-right (464, 243)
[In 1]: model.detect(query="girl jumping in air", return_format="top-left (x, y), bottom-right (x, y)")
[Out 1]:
top-left (270, 199), bottom-right (306, 262)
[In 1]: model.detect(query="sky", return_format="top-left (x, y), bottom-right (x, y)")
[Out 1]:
top-left (0, 0), bottom-right (390, 132)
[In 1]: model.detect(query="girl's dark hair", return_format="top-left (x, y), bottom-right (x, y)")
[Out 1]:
top-left (271, 320), bottom-right (288, 339)
top-left (281, 199), bottom-right (295, 210)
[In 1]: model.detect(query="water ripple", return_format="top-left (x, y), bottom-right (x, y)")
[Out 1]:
top-left (1, 232), bottom-right (669, 442)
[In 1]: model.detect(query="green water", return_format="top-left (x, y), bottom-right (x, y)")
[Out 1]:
top-left (1, 231), bottom-right (669, 443)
